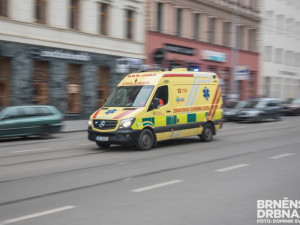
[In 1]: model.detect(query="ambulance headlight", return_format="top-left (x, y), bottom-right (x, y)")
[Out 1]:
top-left (88, 118), bottom-right (92, 126)
top-left (119, 118), bottom-right (135, 129)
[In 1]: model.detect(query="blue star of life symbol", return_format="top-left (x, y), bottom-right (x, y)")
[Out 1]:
top-left (203, 87), bottom-right (210, 101)
top-left (105, 109), bottom-right (117, 115)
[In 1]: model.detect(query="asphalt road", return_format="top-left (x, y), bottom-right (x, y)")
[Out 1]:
top-left (0, 116), bottom-right (300, 225)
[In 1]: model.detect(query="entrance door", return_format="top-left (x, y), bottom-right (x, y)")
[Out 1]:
top-left (67, 64), bottom-right (81, 113)
top-left (32, 60), bottom-right (49, 105)
top-left (0, 57), bottom-right (10, 106)
top-left (98, 66), bottom-right (110, 107)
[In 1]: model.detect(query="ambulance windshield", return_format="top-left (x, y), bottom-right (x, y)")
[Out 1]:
top-left (104, 85), bottom-right (154, 107)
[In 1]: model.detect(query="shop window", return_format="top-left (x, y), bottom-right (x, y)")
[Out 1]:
top-left (67, 64), bottom-right (81, 113)
top-left (125, 9), bottom-right (134, 40)
top-left (98, 66), bottom-right (110, 107)
top-left (0, 0), bottom-right (8, 17)
top-left (70, 0), bottom-right (80, 30)
top-left (0, 57), bottom-right (10, 106)
top-left (99, 2), bottom-right (109, 35)
top-left (35, 0), bottom-right (47, 24)
top-left (32, 60), bottom-right (49, 105)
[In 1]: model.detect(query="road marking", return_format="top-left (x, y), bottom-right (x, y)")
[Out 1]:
top-left (1, 206), bottom-right (76, 224)
top-left (79, 143), bottom-right (95, 146)
top-left (131, 180), bottom-right (183, 193)
top-left (12, 148), bottom-right (51, 154)
top-left (269, 153), bottom-right (294, 159)
top-left (215, 164), bottom-right (249, 172)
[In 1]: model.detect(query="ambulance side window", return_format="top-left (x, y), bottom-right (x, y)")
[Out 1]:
top-left (149, 85), bottom-right (168, 111)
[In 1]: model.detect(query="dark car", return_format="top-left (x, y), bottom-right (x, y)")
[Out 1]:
top-left (0, 105), bottom-right (64, 139)
top-left (236, 98), bottom-right (282, 122)
top-left (281, 98), bottom-right (300, 115)
top-left (223, 101), bottom-right (247, 121)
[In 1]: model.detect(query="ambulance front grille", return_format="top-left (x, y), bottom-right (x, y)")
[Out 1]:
top-left (93, 120), bottom-right (118, 130)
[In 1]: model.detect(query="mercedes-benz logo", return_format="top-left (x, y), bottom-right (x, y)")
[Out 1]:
top-left (99, 121), bottom-right (106, 128)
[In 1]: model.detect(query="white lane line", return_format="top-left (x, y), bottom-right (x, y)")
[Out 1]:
top-left (1, 206), bottom-right (76, 224)
top-left (131, 180), bottom-right (183, 193)
top-left (269, 153), bottom-right (294, 159)
top-left (79, 143), bottom-right (95, 146)
top-left (215, 164), bottom-right (249, 172)
top-left (12, 148), bottom-right (51, 154)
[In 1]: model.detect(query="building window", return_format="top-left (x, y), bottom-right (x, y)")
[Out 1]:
top-left (175, 8), bottom-right (182, 36)
top-left (275, 49), bottom-right (283, 64)
top-left (0, 0), bottom-right (8, 17)
top-left (157, 2), bottom-right (163, 32)
top-left (70, 0), bottom-right (80, 30)
top-left (276, 15), bottom-right (284, 34)
top-left (35, 0), bottom-right (47, 24)
top-left (208, 17), bottom-right (216, 44)
top-left (99, 3), bottom-right (109, 35)
top-left (264, 46), bottom-right (272, 62)
top-left (67, 64), bottom-right (81, 113)
top-left (98, 66), bottom-right (110, 107)
top-left (249, 29), bottom-right (256, 52)
top-left (32, 60), bottom-right (49, 105)
top-left (193, 13), bottom-right (199, 40)
top-left (125, 9), bottom-right (134, 40)
top-left (265, 11), bottom-right (273, 31)
top-left (237, 25), bottom-right (244, 49)
top-left (0, 57), bottom-right (10, 106)
top-left (223, 22), bottom-right (231, 47)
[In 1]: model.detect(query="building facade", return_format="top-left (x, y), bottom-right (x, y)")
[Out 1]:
top-left (0, 0), bottom-right (145, 117)
top-left (261, 0), bottom-right (300, 100)
top-left (146, 0), bottom-right (260, 101)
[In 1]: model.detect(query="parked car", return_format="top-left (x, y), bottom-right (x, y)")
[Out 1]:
top-left (236, 98), bottom-right (282, 122)
top-left (281, 98), bottom-right (300, 115)
top-left (223, 101), bottom-right (247, 121)
top-left (0, 105), bottom-right (64, 139)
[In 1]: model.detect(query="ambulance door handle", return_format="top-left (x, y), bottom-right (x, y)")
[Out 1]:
top-left (166, 110), bottom-right (171, 113)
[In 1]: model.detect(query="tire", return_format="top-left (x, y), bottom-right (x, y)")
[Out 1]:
top-left (96, 142), bottom-right (111, 149)
top-left (199, 123), bottom-right (213, 142)
top-left (40, 125), bottom-right (50, 139)
top-left (136, 129), bottom-right (154, 151)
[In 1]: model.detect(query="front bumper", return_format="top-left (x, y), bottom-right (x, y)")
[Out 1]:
top-left (236, 115), bottom-right (260, 122)
top-left (87, 126), bottom-right (140, 145)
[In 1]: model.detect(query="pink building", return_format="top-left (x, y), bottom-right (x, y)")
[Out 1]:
top-left (146, 0), bottom-right (260, 100)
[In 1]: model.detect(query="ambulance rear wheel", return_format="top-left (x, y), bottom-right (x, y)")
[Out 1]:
top-left (200, 124), bottom-right (213, 142)
top-left (136, 129), bottom-right (153, 151)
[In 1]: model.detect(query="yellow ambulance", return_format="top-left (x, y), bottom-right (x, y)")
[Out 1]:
top-left (88, 68), bottom-right (223, 150)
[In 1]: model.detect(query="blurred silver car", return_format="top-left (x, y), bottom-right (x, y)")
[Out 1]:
top-left (281, 98), bottom-right (300, 115)
top-left (223, 101), bottom-right (247, 121)
top-left (236, 98), bottom-right (282, 122)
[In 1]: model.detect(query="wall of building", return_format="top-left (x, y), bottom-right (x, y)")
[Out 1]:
top-left (0, 0), bottom-right (146, 117)
top-left (261, 0), bottom-right (300, 100)
top-left (146, 0), bottom-right (260, 101)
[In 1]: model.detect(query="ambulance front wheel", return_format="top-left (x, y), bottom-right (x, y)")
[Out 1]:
top-left (200, 123), bottom-right (213, 142)
top-left (136, 129), bottom-right (154, 151)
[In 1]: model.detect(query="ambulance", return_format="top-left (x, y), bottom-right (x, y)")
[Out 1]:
top-left (88, 68), bottom-right (223, 150)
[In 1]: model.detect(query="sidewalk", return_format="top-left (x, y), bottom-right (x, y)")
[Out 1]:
top-left (62, 120), bottom-right (88, 132)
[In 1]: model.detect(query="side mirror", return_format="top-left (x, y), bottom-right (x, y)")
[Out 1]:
top-left (148, 98), bottom-right (160, 111)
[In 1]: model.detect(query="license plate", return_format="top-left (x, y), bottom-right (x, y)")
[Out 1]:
top-left (96, 136), bottom-right (109, 141)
